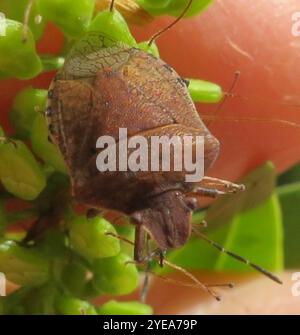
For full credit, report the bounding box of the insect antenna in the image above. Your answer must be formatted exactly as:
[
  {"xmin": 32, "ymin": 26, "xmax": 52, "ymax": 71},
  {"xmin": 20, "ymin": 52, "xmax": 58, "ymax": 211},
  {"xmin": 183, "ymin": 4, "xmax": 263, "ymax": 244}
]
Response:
[
  {"xmin": 206, "ymin": 71, "xmax": 240, "ymax": 127},
  {"xmin": 192, "ymin": 226, "xmax": 282, "ymax": 285},
  {"xmin": 105, "ymin": 231, "xmax": 134, "ymax": 245},
  {"xmin": 148, "ymin": 0, "xmax": 194, "ymax": 47},
  {"xmin": 151, "ymin": 271, "xmax": 234, "ymax": 289},
  {"xmin": 201, "ymin": 114, "xmax": 300, "ymax": 130},
  {"xmin": 202, "ymin": 70, "xmax": 300, "ymax": 130},
  {"xmin": 110, "ymin": 0, "xmax": 115, "ymax": 12}
]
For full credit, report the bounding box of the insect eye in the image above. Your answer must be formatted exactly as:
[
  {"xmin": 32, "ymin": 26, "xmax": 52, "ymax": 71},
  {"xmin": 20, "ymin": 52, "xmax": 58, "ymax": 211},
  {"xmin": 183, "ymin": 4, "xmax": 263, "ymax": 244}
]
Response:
[{"xmin": 48, "ymin": 90, "xmax": 54, "ymax": 98}]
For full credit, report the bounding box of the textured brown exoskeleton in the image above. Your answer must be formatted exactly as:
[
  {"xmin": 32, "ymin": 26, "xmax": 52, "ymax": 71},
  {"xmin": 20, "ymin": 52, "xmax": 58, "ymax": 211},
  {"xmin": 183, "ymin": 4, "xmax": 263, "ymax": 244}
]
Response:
[
  {"xmin": 46, "ymin": 33, "xmax": 233, "ymax": 249},
  {"xmin": 46, "ymin": 15, "xmax": 281, "ymax": 294}
]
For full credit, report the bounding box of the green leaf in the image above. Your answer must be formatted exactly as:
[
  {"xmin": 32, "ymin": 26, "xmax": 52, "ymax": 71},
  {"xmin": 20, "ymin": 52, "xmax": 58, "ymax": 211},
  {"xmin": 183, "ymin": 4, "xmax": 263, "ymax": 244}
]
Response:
[
  {"xmin": 164, "ymin": 162, "xmax": 283, "ymax": 273},
  {"xmin": 205, "ymin": 161, "xmax": 276, "ymax": 231},
  {"xmin": 278, "ymin": 182, "xmax": 300, "ymax": 268},
  {"xmin": 278, "ymin": 162, "xmax": 300, "ymax": 186}
]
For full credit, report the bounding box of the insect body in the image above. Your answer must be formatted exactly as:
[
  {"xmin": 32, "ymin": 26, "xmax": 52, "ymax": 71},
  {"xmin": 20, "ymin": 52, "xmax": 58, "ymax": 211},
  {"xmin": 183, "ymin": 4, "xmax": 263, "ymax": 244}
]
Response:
[{"xmin": 46, "ymin": 31, "xmax": 280, "ymax": 290}]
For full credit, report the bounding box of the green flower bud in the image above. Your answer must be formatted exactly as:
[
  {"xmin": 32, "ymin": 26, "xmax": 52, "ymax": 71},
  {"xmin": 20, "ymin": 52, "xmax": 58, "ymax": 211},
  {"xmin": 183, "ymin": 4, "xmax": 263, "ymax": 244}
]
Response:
[
  {"xmin": 55, "ymin": 296, "xmax": 97, "ymax": 315},
  {"xmin": 88, "ymin": 9, "xmax": 137, "ymax": 47},
  {"xmin": 61, "ymin": 261, "xmax": 89, "ymax": 297},
  {"xmin": 0, "ymin": 19, "xmax": 42, "ymax": 79},
  {"xmin": 69, "ymin": 215, "xmax": 120, "ymax": 260},
  {"xmin": 0, "ymin": 140, "xmax": 46, "ymax": 200},
  {"xmin": 10, "ymin": 87, "xmax": 47, "ymax": 139},
  {"xmin": 97, "ymin": 300, "xmax": 153, "ymax": 315},
  {"xmin": 188, "ymin": 79, "xmax": 224, "ymax": 103},
  {"xmin": 138, "ymin": 41, "xmax": 160, "ymax": 57},
  {"xmin": 0, "ymin": 0, "xmax": 45, "ymax": 40},
  {"xmin": 31, "ymin": 113, "xmax": 68, "ymax": 174},
  {"xmin": 39, "ymin": 0, "xmax": 96, "ymax": 38},
  {"xmin": 0, "ymin": 240, "xmax": 49, "ymax": 286},
  {"xmin": 92, "ymin": 253, "xmax": 139, "ymax": 295},
  {"xmin": 137, "ymin": 0, "xmax": 213, "ymax": 17}
]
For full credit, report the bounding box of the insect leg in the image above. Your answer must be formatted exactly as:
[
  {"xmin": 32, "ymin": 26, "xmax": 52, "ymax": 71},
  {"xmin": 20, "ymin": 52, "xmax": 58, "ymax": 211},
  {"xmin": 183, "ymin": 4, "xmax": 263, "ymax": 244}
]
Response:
[
  {"xmin": 134, "ymin": 225, "xmax": 147, "ymax": 263},
  {"xmin": 200, "ymin": 176, "xmax": 245, "ymax": 194}
]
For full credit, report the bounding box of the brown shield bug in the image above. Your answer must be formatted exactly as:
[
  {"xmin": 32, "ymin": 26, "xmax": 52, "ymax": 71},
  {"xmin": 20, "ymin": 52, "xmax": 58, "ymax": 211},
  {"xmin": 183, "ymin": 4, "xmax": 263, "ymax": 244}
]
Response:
[{"xmin": 45, "ymin": 0, "xmax": 282, "ymax": 299}]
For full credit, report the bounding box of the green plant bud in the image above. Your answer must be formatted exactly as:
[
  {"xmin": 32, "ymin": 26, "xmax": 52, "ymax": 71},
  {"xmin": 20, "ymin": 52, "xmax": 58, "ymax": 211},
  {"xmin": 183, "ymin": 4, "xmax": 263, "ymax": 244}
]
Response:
[
  {"xmin": 55, "ymin": 296, "xmax": 97, "ymax": 315},
  {"xmin": 97, "ymin": 300, "xmax": 153, "ymax": 315},
  {"xmin": 23, "ymin": 283, "xmax": 57, "ymax": 315},
  {"xmin": 10, "ymin": 87, "xmax": 47, "ymax": 139},
  {"xmin": 88, "ymin": 9, "xmax": 137, "ymax": 46},
  {"xmin": 115, "ymin": 223, "xmax": 134, "ymax": 256},
  {"xmin": 0, "ymin": 140, "xmax": 46, "ymax": 200},
  {"xmin": 0, "ymin": 200, "xmax": 7, "ymax": 236},
  {"xmin": 31, "ymin": 113, "xmax": 68, "ymax": 174},
  {"xmin": 0, "ymin": 0, "xmax": 45, "ymax": 40},
  {"xmin": 92, "ymin": 253, "xmax": 139, "ymax": 295},
  {"xmin": 69, "ymin": 215, "xmax": 120, "ymax": 260},
  {"xmin": 61, "ymin": 261, "xmax": 89, "ymax": 297},
  {"xmin": 137, "ymin": 0, "xmax": 213, "ymax": 17},
  {"xmin": 39, "ymin": 0, "xmax": 96, "ymax": 38},
  {"xmin": 0, "ymin": 19, "xmax": 42, "ymax": 79},
  {"xmin": 188, "ymin": 79, "xmax": 224, "ymax": 103},
  {"xmin": 0, "ymin": 240, "xmax": 49, "ymax": 286},
  {"xmin": 138, "ymin": 41, "xmax": 160, "ymax": 57}
]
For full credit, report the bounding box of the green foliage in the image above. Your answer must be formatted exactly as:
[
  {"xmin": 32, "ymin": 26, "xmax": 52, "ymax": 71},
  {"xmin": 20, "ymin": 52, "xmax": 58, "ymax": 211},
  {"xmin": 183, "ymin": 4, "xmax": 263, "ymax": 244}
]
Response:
[{"xmin": 278, "ymin": 182, "xmax": 300, "ymax": 268}]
